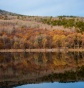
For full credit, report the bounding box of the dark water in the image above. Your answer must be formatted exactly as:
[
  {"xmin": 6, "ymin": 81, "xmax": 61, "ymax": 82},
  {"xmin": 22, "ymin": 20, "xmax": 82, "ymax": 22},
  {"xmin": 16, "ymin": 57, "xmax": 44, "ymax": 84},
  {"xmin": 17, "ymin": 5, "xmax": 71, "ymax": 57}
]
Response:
[{"xmin": 0, "ymin": 52, "xmax": 84, "ymax": 88}]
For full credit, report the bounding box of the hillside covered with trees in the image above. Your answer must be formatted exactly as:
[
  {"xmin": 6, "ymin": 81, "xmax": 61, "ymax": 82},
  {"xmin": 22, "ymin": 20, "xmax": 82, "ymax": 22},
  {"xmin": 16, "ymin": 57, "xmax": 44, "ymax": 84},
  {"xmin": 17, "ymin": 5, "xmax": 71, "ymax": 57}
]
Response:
[{"xmin": 0, "ymin": 10, "xmax": 84, "ymax": 49}]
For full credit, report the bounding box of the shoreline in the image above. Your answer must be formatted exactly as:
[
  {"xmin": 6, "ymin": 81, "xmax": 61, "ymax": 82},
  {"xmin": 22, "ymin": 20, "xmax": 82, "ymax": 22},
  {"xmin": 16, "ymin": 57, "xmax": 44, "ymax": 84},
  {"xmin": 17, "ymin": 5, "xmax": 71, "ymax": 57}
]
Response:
[{"xmin": 0, "ymin": 49, "xmax": 84, "ymax": 52}]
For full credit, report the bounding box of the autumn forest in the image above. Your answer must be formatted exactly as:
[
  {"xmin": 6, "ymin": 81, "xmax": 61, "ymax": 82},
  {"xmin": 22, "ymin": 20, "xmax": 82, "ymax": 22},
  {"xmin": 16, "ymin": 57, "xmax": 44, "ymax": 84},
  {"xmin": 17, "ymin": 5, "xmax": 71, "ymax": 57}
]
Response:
[{"xmin": 0, "ymin": 10, "xmax": 84, "ymax": 49}]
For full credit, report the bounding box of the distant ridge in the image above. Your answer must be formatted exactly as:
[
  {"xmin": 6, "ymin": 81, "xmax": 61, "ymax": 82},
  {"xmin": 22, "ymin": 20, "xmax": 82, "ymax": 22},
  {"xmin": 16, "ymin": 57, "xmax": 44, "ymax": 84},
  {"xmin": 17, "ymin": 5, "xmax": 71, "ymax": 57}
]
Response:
[{"xmin": 0, "ymin": 9, "xmax": 20, "ymax": 16}]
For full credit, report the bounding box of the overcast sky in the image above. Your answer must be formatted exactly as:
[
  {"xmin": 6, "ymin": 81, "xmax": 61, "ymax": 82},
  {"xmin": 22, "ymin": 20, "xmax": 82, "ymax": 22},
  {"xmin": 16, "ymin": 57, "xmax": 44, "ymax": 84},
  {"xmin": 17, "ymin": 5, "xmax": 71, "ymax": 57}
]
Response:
[{"xmin": 0, "ymin": 0, "xmax": 84, "ymax": 16}]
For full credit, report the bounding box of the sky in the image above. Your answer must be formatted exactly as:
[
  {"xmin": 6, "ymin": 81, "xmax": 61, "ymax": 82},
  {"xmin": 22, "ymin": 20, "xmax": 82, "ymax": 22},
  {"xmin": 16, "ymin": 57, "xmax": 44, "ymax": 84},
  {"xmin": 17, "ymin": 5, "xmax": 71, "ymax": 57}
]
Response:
[{"xmin": 0, "ymin": 0, "xmax": 84, "ymax": 16}]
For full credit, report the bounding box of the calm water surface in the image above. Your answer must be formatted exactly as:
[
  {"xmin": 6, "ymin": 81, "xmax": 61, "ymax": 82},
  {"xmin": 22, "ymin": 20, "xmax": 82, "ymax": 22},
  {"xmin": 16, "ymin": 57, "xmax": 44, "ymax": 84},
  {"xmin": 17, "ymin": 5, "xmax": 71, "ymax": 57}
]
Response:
[
  {"xmin": 15, "ymin": 82, "xmax": 84, "ymax": 88},
  {"xmin": 0, "ymin": 52, "xmax": 84, "ymax": 88}
]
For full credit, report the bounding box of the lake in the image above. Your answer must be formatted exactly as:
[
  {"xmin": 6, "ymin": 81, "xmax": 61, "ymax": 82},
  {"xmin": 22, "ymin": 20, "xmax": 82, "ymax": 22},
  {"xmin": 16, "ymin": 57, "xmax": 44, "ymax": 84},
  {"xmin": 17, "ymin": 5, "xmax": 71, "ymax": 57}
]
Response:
[{"xmin": 0, "ymin": 52, "xmax": 84, "ymax": 88}]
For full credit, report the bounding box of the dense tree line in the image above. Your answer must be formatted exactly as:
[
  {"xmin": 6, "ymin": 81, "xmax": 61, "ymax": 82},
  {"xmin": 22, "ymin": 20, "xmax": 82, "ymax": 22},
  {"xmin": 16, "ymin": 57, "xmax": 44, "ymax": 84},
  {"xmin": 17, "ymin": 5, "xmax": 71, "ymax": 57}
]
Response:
[{"xmin": 0, "ymin": 28, "xmax": 84, "ymax": 49}]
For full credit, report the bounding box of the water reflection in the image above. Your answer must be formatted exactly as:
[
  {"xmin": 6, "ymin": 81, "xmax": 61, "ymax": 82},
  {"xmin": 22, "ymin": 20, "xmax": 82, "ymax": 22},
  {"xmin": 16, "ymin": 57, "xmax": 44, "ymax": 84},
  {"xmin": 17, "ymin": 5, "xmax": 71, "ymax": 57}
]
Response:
[
  {"xmin": 0, "ymin": 52, "xmax": 84, "ymax": 87},
  {"xmin": 15, "ymin": 82, "xmax": 84, "ymax": 88}
]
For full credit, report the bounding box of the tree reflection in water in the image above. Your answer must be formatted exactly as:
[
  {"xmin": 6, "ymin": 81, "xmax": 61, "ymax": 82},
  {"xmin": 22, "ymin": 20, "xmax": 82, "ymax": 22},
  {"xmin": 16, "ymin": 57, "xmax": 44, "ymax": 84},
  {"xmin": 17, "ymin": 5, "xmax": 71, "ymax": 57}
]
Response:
[{"xmin": 0, "ymin": 52, "xmax": 84, "ymax": 87}]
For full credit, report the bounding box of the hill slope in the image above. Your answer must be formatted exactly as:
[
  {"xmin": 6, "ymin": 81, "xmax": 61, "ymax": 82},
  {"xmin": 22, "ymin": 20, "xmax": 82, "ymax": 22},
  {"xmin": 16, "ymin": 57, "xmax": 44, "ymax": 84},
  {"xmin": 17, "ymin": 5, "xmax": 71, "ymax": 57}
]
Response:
[
  {"xmin": 0, "ymin": 9, "xmax": 19, "ymax": 16},
  {"xmin": 1, "ymin": 9, "xmax": 84, "ymax": 32},
  {"xmin": 0, "ymin": 9, "xmax": 84, "ymax": 49}
]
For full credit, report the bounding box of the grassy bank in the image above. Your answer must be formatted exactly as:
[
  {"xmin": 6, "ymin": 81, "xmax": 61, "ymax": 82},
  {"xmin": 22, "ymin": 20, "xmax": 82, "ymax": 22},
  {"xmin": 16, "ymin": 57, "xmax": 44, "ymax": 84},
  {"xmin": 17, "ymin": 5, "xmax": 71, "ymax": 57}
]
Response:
[{"xmin": 0, "ymin": 49, "xmax": 84, "ymax": 52}]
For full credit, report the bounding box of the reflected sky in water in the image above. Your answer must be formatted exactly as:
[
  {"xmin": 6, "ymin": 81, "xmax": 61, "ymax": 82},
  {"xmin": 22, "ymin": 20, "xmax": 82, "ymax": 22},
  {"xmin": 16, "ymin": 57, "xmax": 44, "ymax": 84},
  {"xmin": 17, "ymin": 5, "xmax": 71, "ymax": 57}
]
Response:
[{"xmin": 15, "ymin": 82, "xmax": 84, "ymax": 88}]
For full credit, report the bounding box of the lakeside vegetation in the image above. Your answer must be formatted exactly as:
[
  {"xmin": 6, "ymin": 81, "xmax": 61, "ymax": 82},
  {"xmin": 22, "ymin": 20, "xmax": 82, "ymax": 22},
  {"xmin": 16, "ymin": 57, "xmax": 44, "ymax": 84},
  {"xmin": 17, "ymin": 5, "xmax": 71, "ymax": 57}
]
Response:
[
  {"xmin": 1, "ymin": 10, "xmax": 84, "ymax": 88},
  {"xmin": 0, "ymin": 10, "xmax": 84, "ymax": 50},
  {"xmin": 0, "ymin": 28, "xmax": 84, "ymax": 49}
]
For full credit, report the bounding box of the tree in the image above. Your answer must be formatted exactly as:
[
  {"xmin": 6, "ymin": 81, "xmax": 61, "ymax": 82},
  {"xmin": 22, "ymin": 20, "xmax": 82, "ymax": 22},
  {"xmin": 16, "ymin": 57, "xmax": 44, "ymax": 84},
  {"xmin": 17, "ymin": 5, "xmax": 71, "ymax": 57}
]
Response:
[
  {"xmin": 2, "ymin": 35, "xmax": 7, "ymax": 49},
  {"xmin": 42, "ymin": 38, "xmax": 47, "ymax": 48},
  {"xmin": 53, "ymin": 35, "xmax": 62, "ymax": 48}
]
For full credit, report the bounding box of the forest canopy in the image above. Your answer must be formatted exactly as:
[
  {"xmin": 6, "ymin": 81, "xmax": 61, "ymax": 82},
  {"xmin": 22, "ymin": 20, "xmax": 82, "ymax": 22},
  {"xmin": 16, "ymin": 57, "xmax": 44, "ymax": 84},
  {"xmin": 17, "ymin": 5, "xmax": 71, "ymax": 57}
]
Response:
[{"xmin": 0, "ymin": 10, "xmax": 84, "ymax": 49}]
